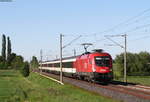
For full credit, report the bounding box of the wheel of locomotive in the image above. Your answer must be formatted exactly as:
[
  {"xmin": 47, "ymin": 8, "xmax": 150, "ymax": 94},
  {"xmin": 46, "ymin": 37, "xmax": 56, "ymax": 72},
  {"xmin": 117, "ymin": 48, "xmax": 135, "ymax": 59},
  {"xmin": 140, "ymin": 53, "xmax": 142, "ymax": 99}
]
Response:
[
  {"xmin": 86, "ymin": 74, "xmax": 95, "ymax": 83},
  {"xmin": 87, "ymin": 77, "xmax": 92, "ymax": 82},
  {"xmin": 79, "ymin": 76, "xmax": 84, "ymax": 80}
]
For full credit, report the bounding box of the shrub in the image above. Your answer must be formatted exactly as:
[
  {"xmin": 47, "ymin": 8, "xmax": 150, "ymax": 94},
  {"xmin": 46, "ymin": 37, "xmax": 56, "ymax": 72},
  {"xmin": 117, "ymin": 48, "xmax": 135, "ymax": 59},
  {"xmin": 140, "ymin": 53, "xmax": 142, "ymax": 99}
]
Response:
[
  {"xmin": 20, "ymin": 62, "xmax": 30, "ymax": 77},
  {"xmin": 114, "ymin": 51, "xmax": 150, "ymax": 76}
]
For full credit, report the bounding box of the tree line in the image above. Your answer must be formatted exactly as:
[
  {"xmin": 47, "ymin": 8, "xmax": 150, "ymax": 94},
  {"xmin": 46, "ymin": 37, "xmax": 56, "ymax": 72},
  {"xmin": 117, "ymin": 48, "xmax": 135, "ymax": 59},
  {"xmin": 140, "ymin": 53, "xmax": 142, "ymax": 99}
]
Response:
[
  {"xmin": 1, "ymin": 34, "xmax": 149, "ymax": 78},
  {"xmin": 0, "ymin": 34, "xmax": 39, "ymax": 77},
  {"xmin": 114, "ymin": 51, "xmax": 150, "ymax": 78}
]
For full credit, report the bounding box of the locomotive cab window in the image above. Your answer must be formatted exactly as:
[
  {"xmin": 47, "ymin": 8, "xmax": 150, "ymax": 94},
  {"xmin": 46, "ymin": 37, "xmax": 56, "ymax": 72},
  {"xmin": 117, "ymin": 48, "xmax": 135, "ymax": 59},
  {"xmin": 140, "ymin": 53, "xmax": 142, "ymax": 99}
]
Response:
[{"xmin": 95, "ymin": 56, "xmax": 110, "ymax": 67}]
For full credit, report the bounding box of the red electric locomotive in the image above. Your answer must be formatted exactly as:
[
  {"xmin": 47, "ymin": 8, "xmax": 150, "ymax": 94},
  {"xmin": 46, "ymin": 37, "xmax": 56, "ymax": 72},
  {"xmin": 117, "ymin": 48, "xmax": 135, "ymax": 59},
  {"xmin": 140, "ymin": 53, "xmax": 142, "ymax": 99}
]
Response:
[
  {"xmin": 40, "ymin": 49, "xmax": 113, "ymax": 82},
  {"xmin": 74, "ymin": 49, "xmax": 113, "ymax": 82}
]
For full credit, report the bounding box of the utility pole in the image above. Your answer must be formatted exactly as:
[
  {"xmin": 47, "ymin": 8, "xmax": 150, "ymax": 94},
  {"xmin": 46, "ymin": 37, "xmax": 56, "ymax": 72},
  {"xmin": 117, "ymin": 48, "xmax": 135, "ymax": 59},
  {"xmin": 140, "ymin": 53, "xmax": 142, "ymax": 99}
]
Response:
[
  {"xmin": 60, "ymin": 34, "xmax": 63, "ymax": 84},
  {"xmin": 56, "ymin": 55, "xmax": 58, "ymax": 59},
  {"xmin": 124, "ymin": 34, "xmax": 127, "ymax": 83},
  {"xmin": 40, "ymin": 49, "xmax": 43, "ymax": 74},
  {"xmin": 73, "ymin": 49, "xmax": 76, "ymax": 56},
  {"xmin": 59, "ymin": 34, "xmax": 81, "ymax": 84},
  {"xmin": 105, "ymin": 34, "xmax": 127, "ymax": 83}
]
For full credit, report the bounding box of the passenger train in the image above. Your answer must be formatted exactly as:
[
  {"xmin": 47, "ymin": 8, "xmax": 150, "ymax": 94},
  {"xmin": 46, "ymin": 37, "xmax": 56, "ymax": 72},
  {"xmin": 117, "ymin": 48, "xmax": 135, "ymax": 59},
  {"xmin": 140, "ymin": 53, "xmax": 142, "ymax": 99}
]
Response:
[{"xmin": 39, "ymin": 49, "xmax": 113, "ymax": 82}]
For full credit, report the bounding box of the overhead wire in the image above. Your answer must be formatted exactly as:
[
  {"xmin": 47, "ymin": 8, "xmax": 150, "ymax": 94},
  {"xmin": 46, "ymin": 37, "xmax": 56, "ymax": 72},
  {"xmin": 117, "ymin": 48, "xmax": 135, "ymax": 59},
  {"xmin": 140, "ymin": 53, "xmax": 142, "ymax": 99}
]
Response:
[
  {"xmin": 104, "ymin": 8, "xmax": 150, "ymax": 33},
  {"xmin": 57, "ymin": 8, "xmax": 150, "ymax": 56},
  {"xmin": 83, "ymin": 8, "xmax": 150, "ymax": 37},
  {"xmin": 129, "ymin": 35, "xmax": 150, "ymax": 42},
  {"xmin": 83, "ymin": 8, "xmax": 150, "ymax": 46},
  {"xmin": 62, "ymin": 35, "xmax": 82, "ymax": 49}
]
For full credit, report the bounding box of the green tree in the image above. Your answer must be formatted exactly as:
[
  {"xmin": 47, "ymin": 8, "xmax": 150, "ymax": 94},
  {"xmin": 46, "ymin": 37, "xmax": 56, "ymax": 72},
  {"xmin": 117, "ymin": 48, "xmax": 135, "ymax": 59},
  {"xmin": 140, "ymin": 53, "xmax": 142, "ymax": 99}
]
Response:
[
  {"xmin": 21, "ymin": 62, "xmax": 30, "ymax": 77},
  {"xmin": 0, "ymin": 56, "xmax": 3, "ymax": 62},
  {"xmin": 9, "ymin": 53, "xmax": 16, "ymax": 62},
  {"xmin": 0, "ymin": 56, "xmax": 5, "ymax": 69},
  {"xmin": 138, "ymin": 52, "xmax": 150, "ymax": 74},
  {"xmin": 114, "ymin": 51, "xmax": 150, "ymax": 76},
  {"xmin": 114, "ymin": 53, "xmax": 124, "ymax": 78},
  {"xmin": 7, "ymin": 53, "xmax": 16, "ymax": 69},
  {"xmin": 30, "ymin": 56, "xmax": 39, "ymax": 70},
  {"xmin": 7, "ymin": 37, "xmax": 12, "ymax": 65},
  {"xmin": 11, "ymin": 55, "xmax": 24, "ymax": 70},
  {"xmin": 2, "ymin": 34, "xmax": 6, "ymax": 61}
]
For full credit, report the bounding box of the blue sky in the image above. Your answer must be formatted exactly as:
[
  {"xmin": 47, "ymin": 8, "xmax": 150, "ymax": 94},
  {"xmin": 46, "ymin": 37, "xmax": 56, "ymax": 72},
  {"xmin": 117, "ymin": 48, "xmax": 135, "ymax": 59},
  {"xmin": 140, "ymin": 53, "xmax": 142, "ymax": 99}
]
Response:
[{"xmin": 0, "ymin": 0, "xmax": 150, "ymax": 61}]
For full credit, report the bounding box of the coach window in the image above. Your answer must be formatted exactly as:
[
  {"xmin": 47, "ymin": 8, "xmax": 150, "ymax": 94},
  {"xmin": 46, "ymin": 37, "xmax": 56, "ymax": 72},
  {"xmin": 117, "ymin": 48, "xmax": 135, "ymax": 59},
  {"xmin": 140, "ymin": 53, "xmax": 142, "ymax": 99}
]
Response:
[
  {"xmin": 54, "ymin": 63, "xmax": 59, "ymax": 67},
  {"xmin": 43, "ymin": 64, "xmax": 44, "ymax": 67},
  {"xmin": 48, "ymin": 64, "xmax": 52, "ymax": 67},
  {"xmin": 63, "ymin": 62, "xmax": 73, "ymax": 68},
  {"xmin": 54, "ymin": 63, "xmax": 56, "ymax": 67}
]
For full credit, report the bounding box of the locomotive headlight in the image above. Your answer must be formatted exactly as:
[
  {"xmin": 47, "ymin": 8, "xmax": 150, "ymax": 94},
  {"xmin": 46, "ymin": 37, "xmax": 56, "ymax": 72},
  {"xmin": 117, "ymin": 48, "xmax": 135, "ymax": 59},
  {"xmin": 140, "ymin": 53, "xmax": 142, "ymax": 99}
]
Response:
[
  {"xmin": 92, "ymin": 67, "xmax": 96, "ymax": 72},
  {"xmin": 110, "ymin": 69, "xmax": 113, "ymax": 71},
  {"xmin": 101, "ymin": 69, "xmax": 106, "ymax": 71}
]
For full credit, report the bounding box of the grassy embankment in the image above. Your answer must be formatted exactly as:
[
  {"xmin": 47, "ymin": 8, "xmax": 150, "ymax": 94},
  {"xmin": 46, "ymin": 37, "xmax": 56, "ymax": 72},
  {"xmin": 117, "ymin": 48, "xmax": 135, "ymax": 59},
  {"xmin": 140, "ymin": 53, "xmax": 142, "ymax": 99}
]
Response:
[
  {"xmin": 0, "ymin": 70, "xmax": 119, "ymax": 102},
  {"xmin": 115, "ymin": 76, "xmax": 150, "ymax": 86},
  {"xmin": 113, "ymin": 64, "xmax": 150, "ymax": 86}
]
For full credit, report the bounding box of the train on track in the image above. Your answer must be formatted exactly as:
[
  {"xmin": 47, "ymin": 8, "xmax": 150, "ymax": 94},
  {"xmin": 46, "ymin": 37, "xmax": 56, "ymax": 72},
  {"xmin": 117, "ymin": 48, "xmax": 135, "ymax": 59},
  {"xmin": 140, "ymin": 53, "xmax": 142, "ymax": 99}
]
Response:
[{"xmin": 39, "ymin": 49, "xmax": 113, "ymax": 82}]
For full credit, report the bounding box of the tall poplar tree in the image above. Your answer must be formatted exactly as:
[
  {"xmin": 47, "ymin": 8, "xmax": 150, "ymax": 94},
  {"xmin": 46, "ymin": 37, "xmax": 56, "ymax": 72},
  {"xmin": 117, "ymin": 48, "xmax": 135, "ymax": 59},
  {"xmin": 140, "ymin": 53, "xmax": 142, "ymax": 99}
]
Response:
[
  {"xmin": 2, "ymin": 34, "xmax": 6, "ymax": 61},
  {"xmin": 7, "ymin": 37, "xmax": 12, "ymax": 65},
  {"xmin": 30, "ymin": 56, "xmax": 39, "ymax": 69}
]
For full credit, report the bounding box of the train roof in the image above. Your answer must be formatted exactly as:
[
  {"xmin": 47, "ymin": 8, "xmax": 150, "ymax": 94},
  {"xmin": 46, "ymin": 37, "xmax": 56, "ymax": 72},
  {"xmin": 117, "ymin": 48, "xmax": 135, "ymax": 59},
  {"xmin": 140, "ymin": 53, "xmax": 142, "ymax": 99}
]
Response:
[
  {"xmin": 41, "ymin": 55, "xmax": 78, "ymax": 64},
  {"xmin": 41, "ymin": 49, "xmax": 110, "ymax": 64}
]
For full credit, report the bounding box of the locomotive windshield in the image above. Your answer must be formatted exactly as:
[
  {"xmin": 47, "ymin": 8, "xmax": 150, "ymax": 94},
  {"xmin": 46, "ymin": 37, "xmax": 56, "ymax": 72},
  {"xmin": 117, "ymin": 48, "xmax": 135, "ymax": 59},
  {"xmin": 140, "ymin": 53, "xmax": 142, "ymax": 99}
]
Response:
[{"xmin": 95, "ymin": 56, "xmax": 110, "ymax": 67}]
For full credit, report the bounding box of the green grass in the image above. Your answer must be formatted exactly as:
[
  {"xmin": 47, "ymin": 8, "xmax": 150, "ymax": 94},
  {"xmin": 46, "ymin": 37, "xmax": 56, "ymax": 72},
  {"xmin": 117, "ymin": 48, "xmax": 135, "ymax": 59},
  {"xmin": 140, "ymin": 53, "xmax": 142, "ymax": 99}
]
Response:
[
  {"xmin": 115, "ymin": 76, "xmax": 150, "ymax": 86},
  {"xmin": 0, "ymin": 70, "xmax": 119, "ymax": 102},
  {"xmin": 127, "ymin": 76, "xmax": 150, "ymax": 86}
]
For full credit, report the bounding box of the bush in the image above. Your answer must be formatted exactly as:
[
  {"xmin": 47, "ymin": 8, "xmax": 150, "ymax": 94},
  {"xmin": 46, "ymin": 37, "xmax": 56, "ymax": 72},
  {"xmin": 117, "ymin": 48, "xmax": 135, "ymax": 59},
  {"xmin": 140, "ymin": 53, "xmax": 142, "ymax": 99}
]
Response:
[
  {"xmin": 20, "ymin": 62, "xmax": 30, "ymax": 77},
  {"xmin": 0, "ymin": 62, "xmax": 8, "ymax": 69},
  {"xmin": 11, "ymin": 56, "xmax": 24, "ymax": 70},
  {"xmin": 114, "ymin": 51, "xmax": 150, "ymax": 77},
  {"xmin": 30, "ymin": 56, "xmax": 39, "ymax": 70}
]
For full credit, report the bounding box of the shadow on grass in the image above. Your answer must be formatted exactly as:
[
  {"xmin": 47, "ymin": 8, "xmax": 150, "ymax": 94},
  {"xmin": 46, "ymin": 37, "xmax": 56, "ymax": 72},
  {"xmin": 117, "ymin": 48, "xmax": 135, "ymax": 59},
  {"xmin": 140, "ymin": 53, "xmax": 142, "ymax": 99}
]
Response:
[
  {"xmin": 94, "ymin": 80, "xmax": 137, "ymax": 86},
  {"xmin": 110, "ymin": 80, "xmax": 137, "ymax": 86},
  {"xmin": 0, "ymin": 74, "xmax": 18, "ymax": 77}
]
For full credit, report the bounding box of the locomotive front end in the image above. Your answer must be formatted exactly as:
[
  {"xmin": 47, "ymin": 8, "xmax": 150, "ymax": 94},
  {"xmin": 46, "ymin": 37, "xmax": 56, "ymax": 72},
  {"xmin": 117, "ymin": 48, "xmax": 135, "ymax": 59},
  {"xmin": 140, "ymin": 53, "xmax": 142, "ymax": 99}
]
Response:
[{"xmin": 92, "ymin": 53, "xmax": 113, "ymax": 81}]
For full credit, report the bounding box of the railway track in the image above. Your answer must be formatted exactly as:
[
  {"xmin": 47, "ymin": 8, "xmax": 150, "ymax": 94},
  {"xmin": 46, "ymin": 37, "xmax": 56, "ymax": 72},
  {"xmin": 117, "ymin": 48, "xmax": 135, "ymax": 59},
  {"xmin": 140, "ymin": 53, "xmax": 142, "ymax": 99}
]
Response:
[{"xmin": 34, "ymin": 70, "xmax": 150, "ymax": 102}]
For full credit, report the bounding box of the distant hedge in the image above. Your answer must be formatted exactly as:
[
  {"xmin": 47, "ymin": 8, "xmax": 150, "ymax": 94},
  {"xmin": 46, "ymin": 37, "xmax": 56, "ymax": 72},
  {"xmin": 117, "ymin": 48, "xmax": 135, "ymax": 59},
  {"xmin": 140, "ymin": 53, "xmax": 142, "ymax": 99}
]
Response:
[{"xmin": 114, "ymin": 51, "xmax": 150, "ymax": 78}]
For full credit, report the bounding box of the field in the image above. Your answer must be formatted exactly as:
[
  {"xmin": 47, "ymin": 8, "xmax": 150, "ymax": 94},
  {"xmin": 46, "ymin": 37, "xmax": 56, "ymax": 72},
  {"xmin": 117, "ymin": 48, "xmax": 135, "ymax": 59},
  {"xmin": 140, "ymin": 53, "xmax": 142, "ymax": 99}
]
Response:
[
  {"xmin": 0, "ymin": 70, "xmax": 119, "ymax": 102},
  {"xmin": 115, "ymin": 76, "xmax": 150, "ymax": 86}
]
